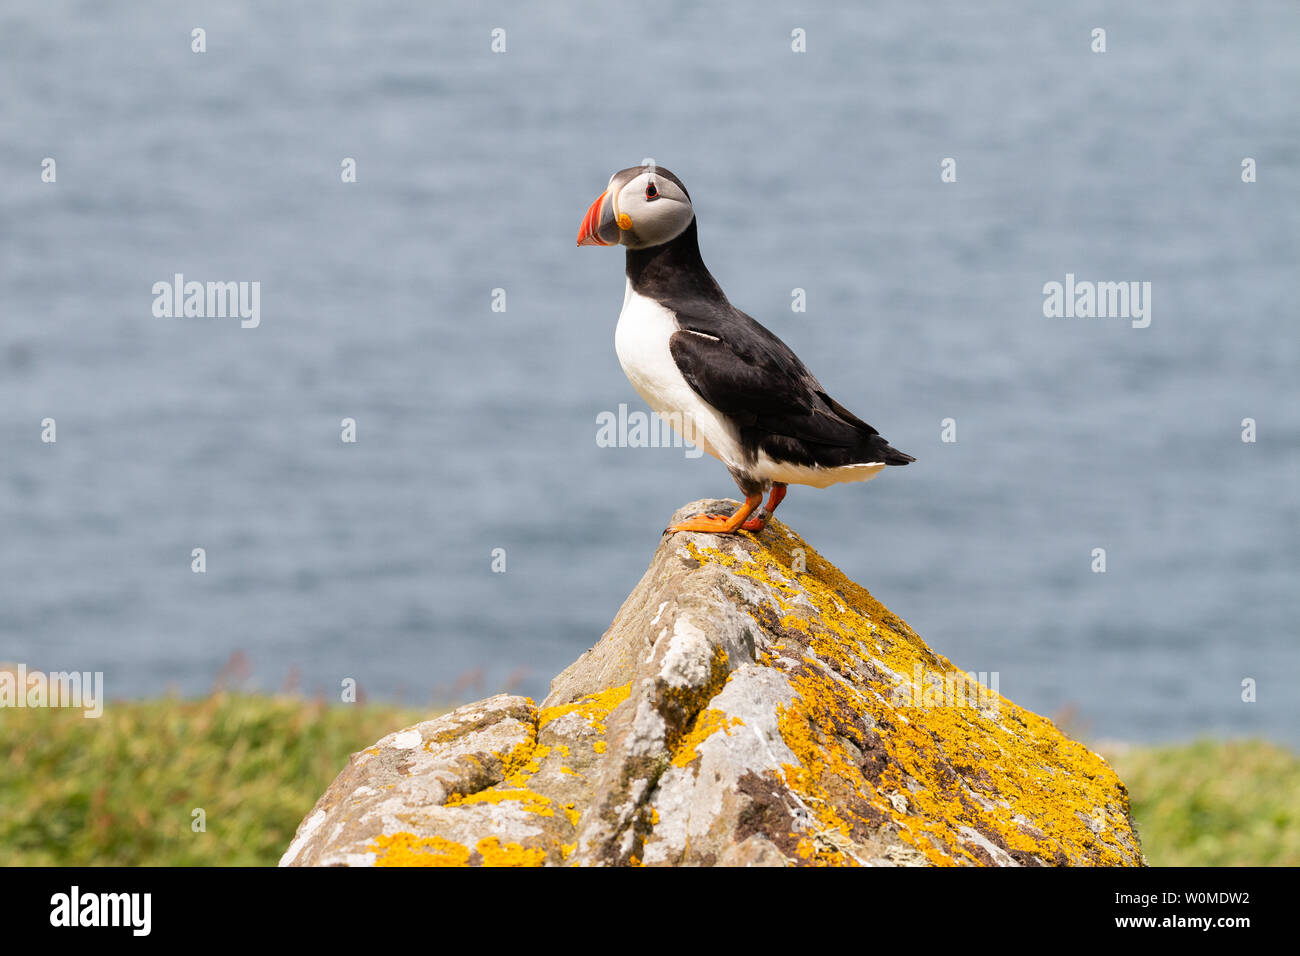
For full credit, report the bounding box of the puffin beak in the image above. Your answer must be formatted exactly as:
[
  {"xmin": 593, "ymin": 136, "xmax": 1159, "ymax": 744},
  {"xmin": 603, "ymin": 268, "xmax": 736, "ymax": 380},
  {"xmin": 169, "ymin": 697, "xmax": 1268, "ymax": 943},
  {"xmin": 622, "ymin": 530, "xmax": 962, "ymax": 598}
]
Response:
[{"xmin": 577, "ymin": 190, "xmax": 619, "ymax": 247}]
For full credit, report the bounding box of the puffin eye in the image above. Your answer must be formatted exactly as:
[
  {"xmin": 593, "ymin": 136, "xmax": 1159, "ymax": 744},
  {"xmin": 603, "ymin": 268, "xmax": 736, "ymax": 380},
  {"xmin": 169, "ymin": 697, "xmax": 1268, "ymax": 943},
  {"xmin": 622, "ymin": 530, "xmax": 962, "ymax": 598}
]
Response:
[{"xmin": 645, "ymin": 181, "xmax": 659, "ymax": 200}]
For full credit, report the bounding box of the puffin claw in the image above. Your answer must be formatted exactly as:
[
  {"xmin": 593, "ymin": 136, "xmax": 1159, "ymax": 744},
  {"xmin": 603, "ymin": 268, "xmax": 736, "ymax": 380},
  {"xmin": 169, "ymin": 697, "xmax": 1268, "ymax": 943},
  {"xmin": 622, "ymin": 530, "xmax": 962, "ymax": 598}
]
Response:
[{"xmin": 665, "ymin": 495, "xmax": 764, "ymax": 535}]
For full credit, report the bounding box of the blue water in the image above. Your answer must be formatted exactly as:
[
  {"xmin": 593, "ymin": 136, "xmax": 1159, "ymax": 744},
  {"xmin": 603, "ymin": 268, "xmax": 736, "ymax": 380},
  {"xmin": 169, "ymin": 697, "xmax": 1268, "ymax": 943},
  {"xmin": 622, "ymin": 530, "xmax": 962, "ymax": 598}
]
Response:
[{"xmin": 2, "ymin": 1, "xmax": 1297, "ymax": 744}]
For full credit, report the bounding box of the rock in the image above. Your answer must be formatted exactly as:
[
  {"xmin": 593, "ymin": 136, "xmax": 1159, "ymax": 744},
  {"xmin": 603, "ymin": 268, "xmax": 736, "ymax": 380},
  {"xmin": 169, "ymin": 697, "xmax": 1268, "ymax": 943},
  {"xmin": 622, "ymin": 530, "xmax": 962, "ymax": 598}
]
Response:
[{"xmin": 281, "ymin": 499, "xmax": 1146, "ymax": 867}]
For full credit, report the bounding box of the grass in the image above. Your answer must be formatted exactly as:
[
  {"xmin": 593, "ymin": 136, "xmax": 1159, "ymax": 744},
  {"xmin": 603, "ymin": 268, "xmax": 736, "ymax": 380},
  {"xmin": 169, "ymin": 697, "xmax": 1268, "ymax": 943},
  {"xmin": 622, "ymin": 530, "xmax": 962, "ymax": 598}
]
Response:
[
  {"xmin": 1, "ymin": 692, "xmax": 1295, "ymax": 866},
  {"xmin": 0, "ymin": 692, "xmax": 423, "ymax": 866},
  {"xmin": 1098, "ymin": 738, "xmax": 1300, "ymax": 867}
]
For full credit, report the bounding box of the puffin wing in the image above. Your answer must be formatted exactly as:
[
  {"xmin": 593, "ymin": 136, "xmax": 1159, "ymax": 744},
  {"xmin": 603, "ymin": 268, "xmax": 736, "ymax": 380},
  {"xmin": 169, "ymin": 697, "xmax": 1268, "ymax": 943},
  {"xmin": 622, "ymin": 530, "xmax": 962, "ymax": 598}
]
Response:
[{"xmin": 668, "ymin": 312, "xmax": 872, "ymax": 449}]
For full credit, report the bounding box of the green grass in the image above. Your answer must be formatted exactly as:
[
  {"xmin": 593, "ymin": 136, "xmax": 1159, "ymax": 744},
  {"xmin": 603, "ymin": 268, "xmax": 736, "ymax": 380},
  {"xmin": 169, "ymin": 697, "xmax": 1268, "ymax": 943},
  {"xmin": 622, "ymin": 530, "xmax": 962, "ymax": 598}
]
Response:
[
  {"xmin": 0, "ymin": 692, "xmax": 423, "ymax": 866},
  {"xmin": 1, "ymin": 693, "xmax": 1296, "ymax": 866},
  {"xmin": 1099, "ymin": 738, "xmax": 1300, "ymax": 867}
]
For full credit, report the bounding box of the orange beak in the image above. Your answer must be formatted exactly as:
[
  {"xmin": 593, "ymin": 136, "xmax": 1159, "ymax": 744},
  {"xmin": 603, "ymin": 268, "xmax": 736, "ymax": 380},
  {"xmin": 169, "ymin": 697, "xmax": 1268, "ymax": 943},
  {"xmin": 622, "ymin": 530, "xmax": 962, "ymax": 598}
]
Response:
[{"xmin": 577, "ymin": 190, "xmax": 615, "ymax": 246}]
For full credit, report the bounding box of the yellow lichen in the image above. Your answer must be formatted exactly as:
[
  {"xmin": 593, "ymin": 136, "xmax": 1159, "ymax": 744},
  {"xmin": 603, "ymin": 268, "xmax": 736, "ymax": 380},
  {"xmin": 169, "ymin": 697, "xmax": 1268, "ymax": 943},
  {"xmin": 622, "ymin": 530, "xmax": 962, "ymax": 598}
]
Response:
[
  {"xmin": 475, "ymin": 837, "xmax": 546, "ymax": 867},
  {"xmin": 563, "ymin": 802, "xmax": 581, "ymax": 826},
  {"xmin": 500, "ymin": 737, "xmax": 551, "ymax": 788},
  {"xmin": 593, "ymin": 741, "xmax": 607, "ymax": 754},
  {"xmin": 685, "ymin": 527, "xmax": 1140, "ymax": 867},
  {"xmin": 671, "ymin": 708, "xmax": 746, "ymax": 768},
  {"xmin": 369, "ymin": 832, "xmax": 470, "ymax": 867},
  {"xmin": 537, "ymin": 683, "xmax": 631, "ymax": 733},
  {"xmin": 444, "ymin": 788, "xmax": 554, "ymax": 817}
]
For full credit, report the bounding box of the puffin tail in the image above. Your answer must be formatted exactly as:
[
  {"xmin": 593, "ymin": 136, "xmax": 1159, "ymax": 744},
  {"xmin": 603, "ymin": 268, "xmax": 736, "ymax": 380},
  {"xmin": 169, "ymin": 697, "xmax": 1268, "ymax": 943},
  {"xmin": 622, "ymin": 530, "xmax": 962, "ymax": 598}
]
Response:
[
  {"xmin": 867, "ymin": 433, "xmax": 915, "ymax": 466},
  {"xmin": 824, "ymin": 395, "xmax": 915, "ymax": 466}
]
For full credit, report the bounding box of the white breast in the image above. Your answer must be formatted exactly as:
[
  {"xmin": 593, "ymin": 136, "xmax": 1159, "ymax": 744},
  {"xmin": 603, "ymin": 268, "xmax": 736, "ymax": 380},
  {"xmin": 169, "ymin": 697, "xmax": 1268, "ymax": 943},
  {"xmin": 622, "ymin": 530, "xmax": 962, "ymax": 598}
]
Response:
[{"xmin": 614, "ymin": 282, "xmax": 743, "ymax": 469}]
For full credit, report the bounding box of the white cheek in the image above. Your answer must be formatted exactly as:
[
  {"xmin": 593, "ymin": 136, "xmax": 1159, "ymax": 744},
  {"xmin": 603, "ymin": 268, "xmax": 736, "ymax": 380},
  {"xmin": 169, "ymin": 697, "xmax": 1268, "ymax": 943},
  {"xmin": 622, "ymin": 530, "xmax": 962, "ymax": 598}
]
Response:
[
  {"xmin": 638, "ymin": 200, "xmax": 674, "ymax": 230},
  {"xmin": 626, "ymin": 199, "xmax": 689, "ymax": 244}
]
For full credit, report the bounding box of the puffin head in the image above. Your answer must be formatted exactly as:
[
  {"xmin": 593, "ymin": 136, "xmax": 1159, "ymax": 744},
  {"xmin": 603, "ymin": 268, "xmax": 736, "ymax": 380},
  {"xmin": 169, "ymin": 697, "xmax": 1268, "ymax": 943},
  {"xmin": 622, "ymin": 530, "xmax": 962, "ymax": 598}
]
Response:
[{"xmin": 576, "ymin": 164, "xmax": 694, "ymax": 250}]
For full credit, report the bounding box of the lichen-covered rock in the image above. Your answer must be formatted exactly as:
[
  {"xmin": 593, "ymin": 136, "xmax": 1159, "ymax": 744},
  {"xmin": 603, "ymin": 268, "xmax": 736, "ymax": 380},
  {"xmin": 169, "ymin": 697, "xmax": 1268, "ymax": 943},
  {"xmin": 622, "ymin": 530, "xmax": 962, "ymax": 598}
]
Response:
[{"xmin": 281, "ymin": 500, "xmax": 1145, "ymax": 867}]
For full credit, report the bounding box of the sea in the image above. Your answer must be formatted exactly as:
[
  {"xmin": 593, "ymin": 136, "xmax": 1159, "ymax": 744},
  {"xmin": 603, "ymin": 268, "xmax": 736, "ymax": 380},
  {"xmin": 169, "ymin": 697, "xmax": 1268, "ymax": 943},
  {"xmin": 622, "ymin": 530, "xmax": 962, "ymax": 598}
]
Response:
[{"xmin": 2, "ymin": 1, "xmax": 1297, "ymax": 744}]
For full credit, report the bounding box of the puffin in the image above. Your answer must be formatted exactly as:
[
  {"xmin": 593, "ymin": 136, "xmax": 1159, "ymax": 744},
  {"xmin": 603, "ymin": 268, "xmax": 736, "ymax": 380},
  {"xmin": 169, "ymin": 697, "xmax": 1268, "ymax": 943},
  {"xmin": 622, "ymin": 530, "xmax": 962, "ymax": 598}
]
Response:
[{"xmin": 577, "ymin": 164, "xmax": 914, "ymax": 534}]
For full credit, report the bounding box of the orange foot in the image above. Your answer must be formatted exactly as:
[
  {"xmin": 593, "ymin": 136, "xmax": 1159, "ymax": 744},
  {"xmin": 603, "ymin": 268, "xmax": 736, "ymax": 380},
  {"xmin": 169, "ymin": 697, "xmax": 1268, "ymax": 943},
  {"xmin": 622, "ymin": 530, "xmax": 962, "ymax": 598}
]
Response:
[
  {"xmin": 666, "ymin": 493, "xmax": 762, "ymax": 534},
  {"xmin": 741, "ymin": 484, "xmax": 788, "ymax": 532}
]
